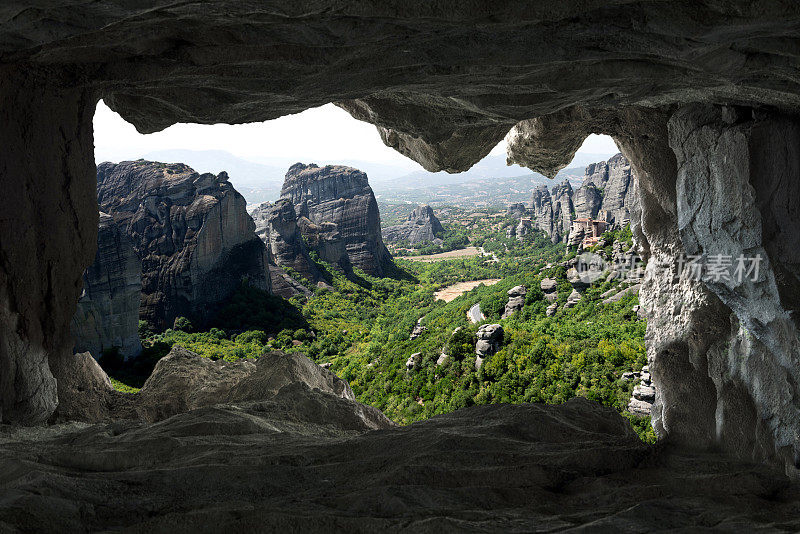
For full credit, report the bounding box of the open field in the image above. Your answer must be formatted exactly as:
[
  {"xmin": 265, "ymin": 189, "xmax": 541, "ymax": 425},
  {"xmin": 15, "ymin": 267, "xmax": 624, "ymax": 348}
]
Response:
[
  {"xmin": 434, "ymin": 279, "xmax": 501, "ymax": 302},
  {"xmin": 396, "ymin": 246, "xmax": 482, "ymax": 262}
]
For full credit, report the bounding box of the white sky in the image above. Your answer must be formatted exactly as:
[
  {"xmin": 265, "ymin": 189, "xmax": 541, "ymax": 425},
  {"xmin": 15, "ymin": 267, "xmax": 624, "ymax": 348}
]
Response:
[{"xmin": 93, "ymin": 101, "xmax": 618, "ymax": 167}]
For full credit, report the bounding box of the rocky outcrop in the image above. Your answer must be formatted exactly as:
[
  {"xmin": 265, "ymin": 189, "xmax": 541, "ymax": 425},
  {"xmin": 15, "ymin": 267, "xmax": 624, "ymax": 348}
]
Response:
[
  {"xmin": 531, "ymin": 185, "xmax": 555, "ymax": 239},
  {"xmin": 506, "ymin": 218, "xmax": 532, "ymax": 241},
  {"xmin": 281, "ymin": 163, "xmax": 391, "ymax": 276},
  {"xmin": 628, "ymin": 365, "xmax": 655, "ymax": 416},
  {"xmin": 507, "ymin": 203, "xmax": 527, "ymax": 218},
  {"xmin": 409, "ymin": 320, "xmax": 426, "ymax": 340},
  {"xmin": 96, "ymin": 161, "xmax": 269, "ymax": 330},
  {"xmin": 71, "ymin": 213, "xmax": 142, "ymax": 360},
  {"xmin": 382, "ymin": 205, "xmax": 443, "ymax": 245},
  {"xmin": 467, "ymin": 302, "xmax": 484, "ymax": 324},
  {"xmin": 573, "ymin": 182, "xmax": 603, "ymax": 220},
  {"xmin": 475, "ymin": 323, "xmax": 503, "ymax": 369},
  {"xmin": 602, "ymin": 283, "xmax": 641, "ymax": 304},
  {"xmin": 251, "ymin": 199, "xmax": 321, "ymax": 298},
  {"xmin": 10, "ymin": 393, "xmax": 800, "ymax": 531},
  {"xmin": 564, "ymin": 289, "xmax": 582, "ymax": 308},
  {"xmin": 524, "ymin": 154, "xmax": 636, "ymax": 244},
  {"xmin": 587, "ymin": 153, "xmax": 636, "ymax": 227},
  {"xmin": 405, "ymin": 352, "xmax": 422, "ymax": 371},
  {"xmin": 540, "ymin": 278, "xmax": 558, "ymax": 302},
  {"xmin": 502, "ymin": 285, "xmax": 527, "ymax": 318},
  {"xmin": 52, "ymin": 345, "xmax": 391, "ymax": 428},
  {"xmin": 551, "ymin": 181, "xmax": 575, "ymax": 243},
  {"xmin": 127, "ymin": 347, "xmax": 389, "ymax": 426}
]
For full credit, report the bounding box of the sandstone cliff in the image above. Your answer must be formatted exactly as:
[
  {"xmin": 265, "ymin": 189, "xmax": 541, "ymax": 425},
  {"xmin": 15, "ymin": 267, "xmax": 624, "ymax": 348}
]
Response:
[
  {"xmin": 251, "ymin": 199, "xmax": 322, "ymax": 298},
  {"xmin": 71, "ymin": 213, "xmax": 142, "ymax": 360},
  {"xmin": 96, "ymin": 160, "xmax": 270, "ymax": 330},
  {"xmin": 551, "ymin": 181, "xmax": 575, "ymax": 243},
  {"xmin": 585, "ymin": 153, "xmax": 635, "ymax": 227},
  {"xmin": 382, "ymin": 205, "xmax": 444, "ymax": 245},
  {"xmin": 281, "ymin": 163, "xmax": 391, "ymax": 276},
  {"xmin": 523, "ymin": 154, "xmax": 637, "ymax": 243}
]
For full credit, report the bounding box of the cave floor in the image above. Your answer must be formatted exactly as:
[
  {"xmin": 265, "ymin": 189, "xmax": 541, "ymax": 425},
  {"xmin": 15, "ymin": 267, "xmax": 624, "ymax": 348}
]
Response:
[{"xmin": 1, "ymin": 397, "xmax": 798, "ymax": 533}]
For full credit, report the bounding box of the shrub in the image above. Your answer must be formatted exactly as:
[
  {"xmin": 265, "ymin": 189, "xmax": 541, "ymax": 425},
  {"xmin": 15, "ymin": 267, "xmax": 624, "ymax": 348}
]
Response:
[{"xmin": 173, "ymin": 316, "xmax": 193, "ymax": 332}]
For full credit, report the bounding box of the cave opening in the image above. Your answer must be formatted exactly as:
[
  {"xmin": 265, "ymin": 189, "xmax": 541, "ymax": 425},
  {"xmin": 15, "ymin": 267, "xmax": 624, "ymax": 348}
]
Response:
[{"xmin": 4, "ymin": 4, "xmax": 800, "ymax": 528}]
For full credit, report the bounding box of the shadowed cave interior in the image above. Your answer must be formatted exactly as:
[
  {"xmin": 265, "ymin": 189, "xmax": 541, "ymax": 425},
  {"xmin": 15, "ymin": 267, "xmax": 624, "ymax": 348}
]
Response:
[{"xmin": 3, "ymin": 2, "xmax": 800, "ymax": 531}]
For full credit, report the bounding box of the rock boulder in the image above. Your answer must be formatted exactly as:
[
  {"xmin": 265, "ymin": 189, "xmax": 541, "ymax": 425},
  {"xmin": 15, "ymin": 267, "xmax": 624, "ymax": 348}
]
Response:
[{"xmin": 502, "ymin": 285, "xmax": 527, "ymax": 318}]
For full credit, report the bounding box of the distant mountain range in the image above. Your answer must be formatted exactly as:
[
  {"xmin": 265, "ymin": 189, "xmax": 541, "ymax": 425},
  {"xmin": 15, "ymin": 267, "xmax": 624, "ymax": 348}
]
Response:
[{"xmin": 124, "ymin": 148, "xmax": 617, "ymax": 207}]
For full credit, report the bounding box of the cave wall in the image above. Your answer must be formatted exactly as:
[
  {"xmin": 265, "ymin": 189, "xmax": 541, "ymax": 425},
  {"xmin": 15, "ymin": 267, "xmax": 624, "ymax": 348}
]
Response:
[
  {"xmin": 1, "ymin": 3, "xmax": 800, "ymax": 475},
  {"xmin": 669, "ymin": 105, "xmax": 800, "ymax": 471},
  {"xmin": 0, "ymin": 70, "xmax": 97, "ymax": 424},
  {"xmin": 506, "ymin": 104, "xmax": 800, "ymax": 476}
]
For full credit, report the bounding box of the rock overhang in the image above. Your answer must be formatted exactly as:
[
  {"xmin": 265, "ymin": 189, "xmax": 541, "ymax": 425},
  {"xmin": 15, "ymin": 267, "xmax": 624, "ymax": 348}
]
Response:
[
  {"xmin": 5, "ymin": 2, "xmax": 800, "ymax": 173},
  {"xmin": 4, "ymin": 0, "xmax": 800, "ymax": 478}
]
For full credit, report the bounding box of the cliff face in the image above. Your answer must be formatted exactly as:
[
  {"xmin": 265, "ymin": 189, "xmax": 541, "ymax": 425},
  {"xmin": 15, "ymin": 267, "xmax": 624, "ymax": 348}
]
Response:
[
  {"xmin": 585, "ymin": 153, "xmax": 635, "ymax": 227},
  {"xmin": 382, "ymin": 205, "xmax": 444, "ymax": 245},
  {"xmin": 251, "ymin": 199, "xmax": 321, "ymax": 298},
  {"xmin": 531, "ymin": 186, "xmax": 555, "ymax": 239},
  {"xmin": 71, "ymin": 213, "xmax": 142, "ymax": 360},
  {"xmin": 96, "ymin": 161, "xmax": 270, "ymax": 330},
  {"xmin": 551, "ymin": 181, "xmax": 575, "ymax": 243},
  {"xmin": 573, "ymin": 182, "xmax": 602, "ymax": 220},
  {"xmin": 281, "ymin": 163, "xmax": 391, "ymax": 276},
  {"xmin": 525, "ymin": 153, "xmax": 636, "ymax": 243}
]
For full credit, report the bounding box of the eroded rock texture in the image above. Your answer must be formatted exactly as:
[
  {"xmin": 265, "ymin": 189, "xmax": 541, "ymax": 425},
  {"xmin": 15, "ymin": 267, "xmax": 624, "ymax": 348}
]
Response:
[
  {"xmin": 524, "ymin": 153, "xmax": 636, "ymax": 243},
  {"xmin": 2, "ymin": 0, "xmax": 800, "ymax": 487},
  {"xmin": 382, "ymin": 205, "xmax": 444, "ymax": 245},
  {"xmin": 4, "ymin": 395, "xmax": 800, "ymax": 531},
  {"xmin": 71, "ymin": 212, "xmax": 142, "ymax": 360},
  {"xmin": 589, "ymin": 153, "xmax": 636, "ymax": 227},
  {"xmin": 281, "ymin": 163, "xmax": 391, "ymax": 276},
  {"xmin": 96, "ymin": 161, "xmax": 270, "ymax": 330},
  {"xmin": 511, "ymin": 103, "xmax": 800, "ymax": 476},
  {"xmin": 251, "ymin": 199, "xmax": 321, "ymax": 298},
  {"xmin": 0, "ymin": 73, "xmax": 97, "ymax": 425}
]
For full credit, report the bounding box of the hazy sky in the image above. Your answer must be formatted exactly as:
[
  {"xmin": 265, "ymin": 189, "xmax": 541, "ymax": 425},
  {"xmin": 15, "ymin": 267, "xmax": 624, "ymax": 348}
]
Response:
[{"xmin": 93, "ymin": 101, "xmax": 618, "ymax": 167}]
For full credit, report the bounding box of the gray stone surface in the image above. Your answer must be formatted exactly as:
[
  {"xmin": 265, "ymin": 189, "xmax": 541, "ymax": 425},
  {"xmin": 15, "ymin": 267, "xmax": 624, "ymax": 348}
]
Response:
[
  {"xmin": 6, "ymin": 0, "xmax": 800, "ymax": 490},
  {"xmin": 506, "ymin": 203, "xmax": 527, "ymax": 218},
  {"xmin": 475, "ymin": 324, "xmax": 503, "ymax": 360},
  {"xmin": 502, "ymin": 285, "xmax": 527, "ymax": 318},
  {"xmin": 96, "ymin": 161, "xmax": 270, "ymax": 330},
  {"xmin": 526, "ymin": 153, "xmax": 636, "ymax": 244},
  {"xmin": 4, "ymin": 395, "xmax": 800, "ymax": 531},
  {"xmin": 251, "ymin": 199, "xmax": 321, "ymax": 298},
  {"xmin": 574, "ymin": 182, "xmax": 603, "ymax": 220},
  {"xmin": 467, "ymin": 303, "xmax": 484, "ymax": 324},
  {"xmin": 405, "ymin": 352, "xmax": 422, "ymax": 371},
  {"xmin": 531, "ymin": 185, "xmax": 556, "ymax": 239},
  {"xmin": 409, "ymin": 322, "xmax": 426, "ymax": 340},
  {"xmin": 540, "ymin": 278, "xmax": 558, "ymax": 302},
  {"xmin": 565, "ymin": 289, "xmax": 582, "ymax": 308},
  {"xmin": 383, "ymin": 205, "xmax": 444, "ymax": 245},
  {"xmin": 551, "ymin": 181, "xmax": 575, "ymax": 243},
  {"xmin": 71, "ymin": 212, "xmax": 142, "ymax": 360},
  {"xmin": 0, "ymin": 74, "xmax": 97, "ymax": 425},
  {"xmin": 602, "ymin": 284, "xmax": 641, "ymax": 304},
  {"xmin": 282, "ymin": 163, "xmax": 391, "ymax": 276}
]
